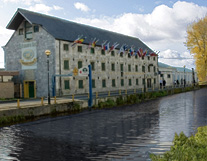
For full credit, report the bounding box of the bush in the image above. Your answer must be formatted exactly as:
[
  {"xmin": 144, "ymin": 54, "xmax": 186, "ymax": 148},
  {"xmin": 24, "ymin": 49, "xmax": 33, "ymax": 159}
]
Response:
[{"xmin": 150, "ymin": 126, "xmax": 207, "ymax": 161}]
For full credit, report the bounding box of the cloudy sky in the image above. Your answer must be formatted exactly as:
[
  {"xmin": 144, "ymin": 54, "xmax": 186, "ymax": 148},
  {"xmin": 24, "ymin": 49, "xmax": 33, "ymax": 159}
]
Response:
[{"xmin": 0, "ymin": 0, "xmax": 207, "ymax": 69}]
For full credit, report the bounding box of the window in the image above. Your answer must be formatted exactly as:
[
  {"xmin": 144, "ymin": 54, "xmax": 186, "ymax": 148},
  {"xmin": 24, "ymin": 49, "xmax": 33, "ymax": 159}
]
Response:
[
  {"xmin": 154, "ymin": 66, "xmax": 156, "ymax": 72},
  {"xmin": 153, "ymin": 57, "xmax": 156, "ymax": 61},
  {"xmin": 64, "ymin": 60, "xmax": 69, "ymax": 70},
  {"xmin": 135, "ymin": 65, "xmax": 138, "ymax": 72},
  {"xmin": 128, "ymin": 64, "xmax": 131, "ymax": 72},
  {"xmin": 148, "ymin": 56, "xmax": 150, "ymax": 60},
  {"xmin": 142, "ymin": 56, "xmax": 144, "ymax": 60},
  {"xmin": 142, "ymin": 66, "xmax": 145, "ymax": 72},
  {"xmin": 92, "ymin": 79, "xmax": 96, "ymax": 88},
  {"xmin": 148, "ymin": 66, "xmax": 150, "ymax": 72},
  {"xmin": 90, "ymin": 48, "xmax": 95, "ymax": 54},
  {"xmin": 34, "ymin": 25, "xmax": 39, "ymax": 32},
  {"xmin": 101, "ymin": 63, "xmax": 105, "ymax": 71},
  {"xmin": 102, "ymin": 79, "xmax": 106, "ymax": 88},
  {"xmin": 129, "ymin": 79, "xmax": 132, "ymax": 86},
  {"xmin": 91, "ymin": 62, "xmax": 95, "ymax": 71},
  {"xmin": 112, "ymin": 79, "xmax": 116, "ymax": 87},
  {"xmin": 136, "ymin": 79, "xmax": 139, "ymax": 85},
  {"xmin": 19, "ymin": 28, "xmax": 23, "ymax": 35},
  {"xmin": 64, "ymin": 80, "xmax": 70, "ymax": 90},
  {"xmin": 142, "ymin": 79, "xmax": 145, "ymax": 85},
  {"xmin": 63, "ymin": 44, "xmax": 69, "ymax": 51},
  {"xmin": 121, "ymin": 79, "xmax": 124, "ymax": 86},
  {"xmin": 168, "ymin": 74, "xmax": 171, "ymax": 78},
  {"xmin": 79, "ymin": 80, "xmax": 83, "ymax": 89},
  {"xmin": 160, "ymin": 74, "xmax": 164, "ymax": 77},
  {"xmin": 128, "ymin": 53, "xmax": 131, "ymax": 58},
  {"xmin": 78, "ymin": 46, "xmax": 82, "ymax": 52},
  {"xmin": 25, "ymin": 21, "xmax": 32, "ymax": 39},
  {"xmin": 120, "ymin": 64, "xmax": 124, "ymax": 72},
  {"xmin": 101, "ymin": 49, "xmax": 105, "ymax": 55},
  {"xmin": 111, "ymin": 51, "xmax": 115, "ymax": 56},
  {"xmin": 111, "ymin": 63, "xmax": 115, "ymax": 71},
  {"xmin": 135, "ymin": 55, "xmax": 138, "ymax": 59},
  {"xmin": 120, "ymin": 52, "xmax": 123, "ymax": 57},
  {"xmin": 78, "ymin": 61, "xmax": 82, "ymax": 69},
  {"xmin": 154, "ymin": 78, "xmax": 156, "ymax": 84}
]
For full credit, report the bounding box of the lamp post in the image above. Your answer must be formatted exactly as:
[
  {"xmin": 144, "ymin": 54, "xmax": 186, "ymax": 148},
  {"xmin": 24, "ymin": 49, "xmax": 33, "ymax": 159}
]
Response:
[
  {"xmin": 45, "ymin": 50, "xmax": 51, "ymax": 104},
  {"xmin": 184, "ymin": 65, "xmax": 186, "ymax": 88}
]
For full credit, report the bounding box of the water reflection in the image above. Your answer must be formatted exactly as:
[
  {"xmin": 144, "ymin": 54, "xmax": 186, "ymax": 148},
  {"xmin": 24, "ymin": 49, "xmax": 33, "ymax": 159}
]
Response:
[{"xmin": 0, "ymin": 88, "xmax": 207, "ymax": 160}]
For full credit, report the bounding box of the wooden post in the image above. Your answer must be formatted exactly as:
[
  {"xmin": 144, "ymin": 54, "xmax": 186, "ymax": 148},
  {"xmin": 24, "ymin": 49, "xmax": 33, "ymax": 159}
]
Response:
[
  {"xmin": 125, "ymin": 89, "xmax": 127, "ymax": 95},
  {"xmin": 96, "ymin": 92, "xmax": 98, "ymax": 98},
  {"xmin": 17, "ymin": 99, "xmax": 20, "ymax": 108},
  {"xmin": 72, "ymin": 94, "xmax": 74, "ymax": 102},
  {"xmin": 108, "ymin": 91, "xmax": 110, "ymax": 96},
  {"xmin": 119, "ymin": 90, "xmax": 121, "ymax": 95},
  {"xmin": 54, "ymin": 96, "xmax": 56, "ymax": 104},
  {"xmin": 41, "ymin": 97, "xmax": 44, "ymax": 106}
]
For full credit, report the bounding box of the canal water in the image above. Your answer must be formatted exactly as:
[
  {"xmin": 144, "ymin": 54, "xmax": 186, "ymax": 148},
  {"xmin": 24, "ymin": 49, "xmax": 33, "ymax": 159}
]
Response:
[{"xmin": 0, "ymin": 88, "xmax": 207, "ymax": 161}]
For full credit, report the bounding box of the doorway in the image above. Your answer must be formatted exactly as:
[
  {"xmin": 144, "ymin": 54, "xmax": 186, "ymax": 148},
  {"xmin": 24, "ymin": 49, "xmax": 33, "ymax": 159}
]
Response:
[
  {"xmin": 147, "ymin": 79, "xmax": 152, "ymax": 88},
  {"xmin": 24, "ymin": 80, "xmax": 36, "ymax": 98}
]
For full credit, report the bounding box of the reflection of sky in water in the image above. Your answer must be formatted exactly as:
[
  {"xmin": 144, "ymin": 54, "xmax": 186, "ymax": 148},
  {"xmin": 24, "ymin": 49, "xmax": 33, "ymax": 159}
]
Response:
[
  {"xmin": 0, "ymin": 127, "xmax": 22, "ymax": 161},
  {"xmin": 159, "ymin": 89, "xmax": 207, "ymax": 142},
  {"xmin": 0, "ymin": 88, "xmax": 206, "ymax": 160}
]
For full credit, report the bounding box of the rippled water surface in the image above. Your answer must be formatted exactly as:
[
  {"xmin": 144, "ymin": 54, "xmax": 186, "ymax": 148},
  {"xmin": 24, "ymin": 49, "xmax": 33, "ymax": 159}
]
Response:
[{"xmin": 0, "ymin": 88, "xmax": 207, "ymax": 161}]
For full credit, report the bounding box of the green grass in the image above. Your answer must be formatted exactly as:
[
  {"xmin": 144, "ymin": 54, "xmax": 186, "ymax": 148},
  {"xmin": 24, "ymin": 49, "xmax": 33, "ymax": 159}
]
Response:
[{"xmin": 150, "ymin": 126, "xmax": 207, "ymax": 161}]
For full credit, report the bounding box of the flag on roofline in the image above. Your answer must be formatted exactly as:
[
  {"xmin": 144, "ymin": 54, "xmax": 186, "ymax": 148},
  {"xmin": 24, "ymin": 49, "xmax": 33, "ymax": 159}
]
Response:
[
  {"xmin": 143, "ymin": 50, "xmax": 147, "ymax": 57},
  {"xmin": 129, "ymin": 46, "xmax": 134, "ymax": 56},
  {"xmin": 119, "ymin": 44, "xmax": 125, "ymax": 54},
  {"xmin": 104, "ymin": 42, "xmax": 110, "ymax": 51},
  {"xmin": 150, "ymin": 52, "xmax": 158, "ymax": 56},
  {"xmin": 137, "ymin": 48, "xmax": 143, "ymax": 57},
  {"xmin": 101, "ymin": 40, "xmax": 107, "ymax": 49},
  {"xmin": 92, "ymin": 38, "xmax": 99, "ymax": 48},
  {"xmin": 71, "ymin": 35, "xmax": 86, "ymax": 47},
  {"xmin": 109, "ymin": 42, "xmax": 119, "ymax": 52}
]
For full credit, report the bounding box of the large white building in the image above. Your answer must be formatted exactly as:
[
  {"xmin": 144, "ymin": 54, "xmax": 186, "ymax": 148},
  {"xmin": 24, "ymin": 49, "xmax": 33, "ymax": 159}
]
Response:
[{"xmin": 3, "ymin": 8, "xmax": 159, "ymax": 98}]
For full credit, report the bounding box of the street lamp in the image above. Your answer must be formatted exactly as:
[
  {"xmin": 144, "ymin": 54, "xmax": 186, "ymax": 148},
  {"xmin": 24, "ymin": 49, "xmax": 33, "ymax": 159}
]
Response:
[
  {"xmin": 184, "ymin": 65, "xmax": 186, "ymax": 88},
  {"xmin": 45, "ymin": 50, "xmax": 51, "ymax": 104}
]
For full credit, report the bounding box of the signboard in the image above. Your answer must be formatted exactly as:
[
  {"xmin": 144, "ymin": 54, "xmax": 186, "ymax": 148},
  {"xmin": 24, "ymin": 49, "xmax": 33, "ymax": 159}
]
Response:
[
  {"xmin": 78, "ymin": 66, "xmax": 89, "ymax": 76},
  {"xmin": 19, "ymin": 41, "xmax": 37, "ymax": 70}
]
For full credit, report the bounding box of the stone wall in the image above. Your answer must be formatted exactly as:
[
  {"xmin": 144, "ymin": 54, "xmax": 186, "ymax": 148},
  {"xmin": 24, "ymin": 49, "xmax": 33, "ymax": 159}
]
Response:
[
  {"xmin": 56, "ymin": 40, "xmax": 159, "ymax": 96},
  {"xmin": 0, "ymin": 82, "xmax": 14, "ymax": 98},
  {"xmin": 4, "ymin": 21, "xmax": 56, "ymax": 98}
]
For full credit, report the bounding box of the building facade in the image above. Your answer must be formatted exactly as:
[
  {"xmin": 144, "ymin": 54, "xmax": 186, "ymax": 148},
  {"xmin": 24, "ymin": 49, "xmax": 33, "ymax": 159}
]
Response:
[
  {"xmin": 158, "ymin": 62, "xmax": 198, "ymax": 86},
  {"xmin": 3, "ymin": 8, "xmax": 159, "ymax": 98}
]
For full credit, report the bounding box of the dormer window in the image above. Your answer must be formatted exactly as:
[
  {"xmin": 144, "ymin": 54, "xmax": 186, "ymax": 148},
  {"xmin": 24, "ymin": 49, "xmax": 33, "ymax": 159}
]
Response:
[
  {"xmin": 19, "ymin": 28, "xmax": 23, "ymax": 35},
  {"xmin": 25, "ymin": 21, "xmax": 33, "ymax": 40},
  {"xmin": 34, "ymin": 25, "xmax": 39, "ymax": 32}
]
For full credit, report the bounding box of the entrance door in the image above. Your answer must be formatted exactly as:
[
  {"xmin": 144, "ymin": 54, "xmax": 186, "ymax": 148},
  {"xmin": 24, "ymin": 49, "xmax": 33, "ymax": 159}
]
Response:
[
  {"xmin": 24, "ymin": 81, "xmax": 36, "ymax": 98},
  {"xmin": 147, "ymin": 79, "xmax": 151, "ymax": 88},
  {"xmin": 29, "ymin": 82, "xmax": 35, "ymax": 98}
]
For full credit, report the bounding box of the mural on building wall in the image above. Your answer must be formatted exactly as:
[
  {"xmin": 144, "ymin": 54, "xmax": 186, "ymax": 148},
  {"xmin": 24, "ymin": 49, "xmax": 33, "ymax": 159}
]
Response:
[{"xmin": 19, "ymin": 41, "xmax": 37, "ymax": 70}]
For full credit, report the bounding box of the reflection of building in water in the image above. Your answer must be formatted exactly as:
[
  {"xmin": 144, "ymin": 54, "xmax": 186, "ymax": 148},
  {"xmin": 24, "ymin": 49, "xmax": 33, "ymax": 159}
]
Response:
[
  {"xmin": 3, "ymin": 8, "xmax": 159, "ymax": 98},
  {"xmin": 158, "ymin": 62, "xmax": 198, "ymax": 86}
]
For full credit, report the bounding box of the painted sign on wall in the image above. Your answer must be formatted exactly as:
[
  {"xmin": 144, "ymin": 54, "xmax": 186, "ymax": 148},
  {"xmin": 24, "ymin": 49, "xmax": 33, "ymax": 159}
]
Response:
[{"xmin": 19, "ymin": 41, "xmax": 37, "ymax": 70}]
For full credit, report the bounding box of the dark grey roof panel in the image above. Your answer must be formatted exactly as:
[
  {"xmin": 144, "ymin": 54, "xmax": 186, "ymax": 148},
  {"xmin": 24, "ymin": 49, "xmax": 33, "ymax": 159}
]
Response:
[{"xmin": 7, "ymin": 8, "xmax": 153, "ymax": 51}]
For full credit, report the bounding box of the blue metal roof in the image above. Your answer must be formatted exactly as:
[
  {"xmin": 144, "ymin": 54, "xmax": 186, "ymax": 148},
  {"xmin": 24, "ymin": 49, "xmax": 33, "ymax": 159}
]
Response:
[
  {"xmin": 158, "ymin": 62, "xmax": 192, "ymax": 72},
  {"xmin": 7, "ymin": 8, "xmax": 154, "ymax": 52}
]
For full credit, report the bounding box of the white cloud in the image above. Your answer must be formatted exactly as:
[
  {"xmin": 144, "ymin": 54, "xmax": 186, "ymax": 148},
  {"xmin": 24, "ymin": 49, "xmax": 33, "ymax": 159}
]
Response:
[
  {"xmin": 74, "ymin": 2, "xmax": 90, "ymax": 12},
  {"xmin": 29, "ymin": 4, "xmax": 53, "ymax": 13},
  {"xmin": 0, "ymin": 26, "xmax": 14, "ymax": 68},
  {"xmin": 73, "ymin": 1, "xmax": 207, "ymax": 69},
  {"xmin": 53, "ymin": 5, "xmax": 63, "ymax": 11},
  {"xmin": 2, "ymin": 0, "xmax": 42, "ymax": 5}
]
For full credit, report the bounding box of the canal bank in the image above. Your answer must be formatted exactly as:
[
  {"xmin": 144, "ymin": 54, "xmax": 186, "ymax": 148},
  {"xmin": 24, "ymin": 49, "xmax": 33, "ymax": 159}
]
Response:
[{"xmin": 0, "ymin": 85, "xmax": 202, "ymax": 127}]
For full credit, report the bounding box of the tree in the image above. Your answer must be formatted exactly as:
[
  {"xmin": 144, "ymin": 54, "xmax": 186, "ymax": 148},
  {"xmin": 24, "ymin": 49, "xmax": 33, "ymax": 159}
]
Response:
[{"xmin": 186, "ymin": 16, "xmax": 207, "ymax": 82}]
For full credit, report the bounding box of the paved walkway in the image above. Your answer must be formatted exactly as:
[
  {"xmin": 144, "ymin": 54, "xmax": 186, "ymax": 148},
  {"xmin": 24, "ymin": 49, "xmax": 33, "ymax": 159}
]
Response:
[{"xmin": 0, "ymin": 97, "xmax": 75, "ymax": 112}]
